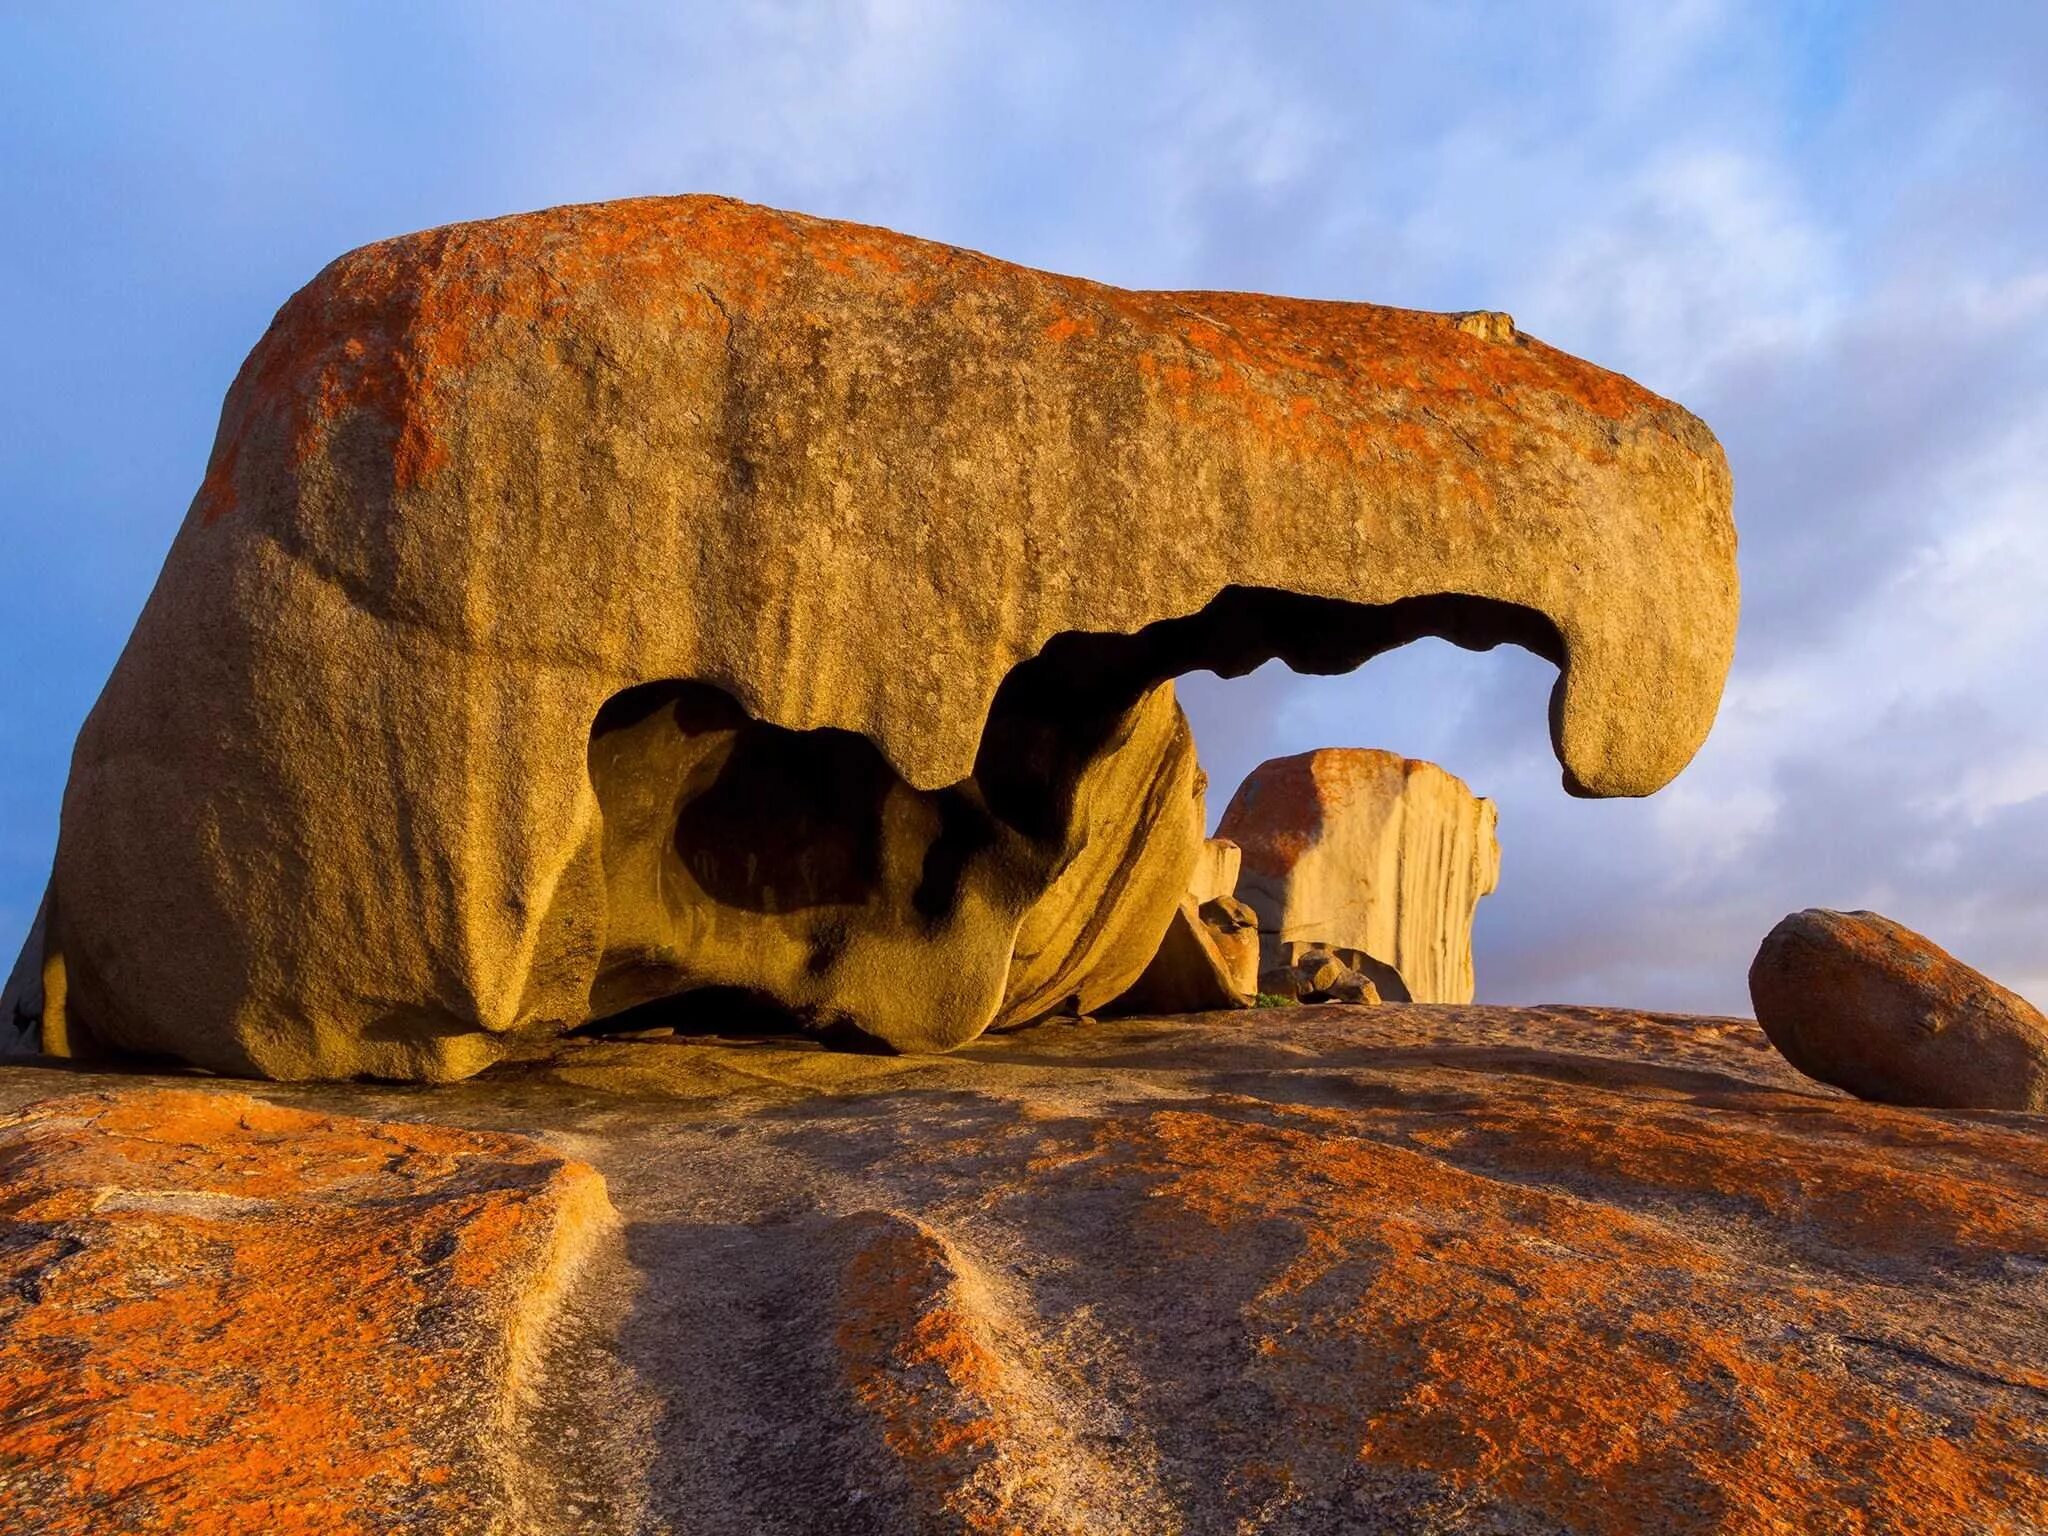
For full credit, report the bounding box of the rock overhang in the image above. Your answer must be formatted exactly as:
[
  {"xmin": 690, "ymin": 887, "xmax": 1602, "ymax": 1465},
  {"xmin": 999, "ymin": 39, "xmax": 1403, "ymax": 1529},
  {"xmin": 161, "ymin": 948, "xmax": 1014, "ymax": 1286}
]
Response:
[
  {"xmin": 195, "ymin": 194, "xmax": 1734, "ymax": 795},
  {"xmin": 20, "ymin": 193, "xmax": 1739, "ymax": 1077}
]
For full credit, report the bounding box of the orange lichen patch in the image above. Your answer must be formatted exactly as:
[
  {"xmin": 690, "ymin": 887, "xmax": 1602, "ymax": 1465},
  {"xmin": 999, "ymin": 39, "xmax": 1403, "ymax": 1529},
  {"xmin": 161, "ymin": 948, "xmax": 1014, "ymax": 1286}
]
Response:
[
  {"xmin": 0, "ymin": 1088, "xmax": 611, "ymax": 1536},
  {"xmin": 1158, "ymin": 290, "xmax": 1662, "ymax": 426},
  {"xmin": 1393, "ymin": 1090, "xmax": 2048, "ymax": 1261},
  {"xmin": 197, "ymin": 193, "xmax": 1690, "ymax": 533},
  {"xmin": 1036, "ymin": 1106, "xmax": 2048, "ymax": 1534},
  {"xmin": 200, "ymin": 198, "xmax": 769, "ymax": 524},
  {"xmin": 836, "ymin": 1213, "xmax": 1007, "ymax": 1458},
  {"xmin": 1214, "ymin": 750, "xmax": 1327, "ymax": 874},
  {"xmin": 830, "ymin": 1211, "xmax": 1051, "ymax": 1534},
  {"xmin": 192, "ymin": 433, "xmax": 240, "ymax": 525},
  {"xmin": 829, "ymin": 1209, "xmax": 1134, "ymax": 1535},
  {"xmin": 200, "ymin": 194, "xmax": 1006, "ymax": 531}
]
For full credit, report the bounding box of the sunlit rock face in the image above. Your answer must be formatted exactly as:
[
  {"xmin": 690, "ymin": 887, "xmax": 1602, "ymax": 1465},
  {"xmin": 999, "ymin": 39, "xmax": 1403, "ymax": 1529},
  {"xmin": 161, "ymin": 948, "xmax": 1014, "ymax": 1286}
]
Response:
[
  {"xmin": 11, "ymin": 195, "xmax": 1736, "ymax": 1079},
  {"xmin": 0, "ymin": 1088, "xmax": 612, "ymax": 1535},
  {"xmin": 585, "ymin": 675, "xmax": 1201, "ymax": 1053},
  {"xmin": 1219, "ymin": 749, "xmax": 1501, "ymax": 1004},
  {"xmin": 1751, "ymin": 908, "xmax": 2048, "ymax": 1111},
  {"xmin": 7, "ymin": 1005, "xmax": 2043, "ymax": 1531}
]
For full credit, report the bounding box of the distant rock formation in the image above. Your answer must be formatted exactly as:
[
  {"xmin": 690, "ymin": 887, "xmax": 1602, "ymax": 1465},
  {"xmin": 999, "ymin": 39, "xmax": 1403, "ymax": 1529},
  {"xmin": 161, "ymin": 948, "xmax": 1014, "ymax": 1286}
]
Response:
[
  {"xmin": 1218, "ymin": 749, "xmax": 1500, "ymax": 1003},
  {"xmin": 1750, "ymin": 909, "xmax": 2048, "ymax": 1111},
  {"xmin": 14, "ymin": 195, "xmax": 1735, "ymax": 1078}
]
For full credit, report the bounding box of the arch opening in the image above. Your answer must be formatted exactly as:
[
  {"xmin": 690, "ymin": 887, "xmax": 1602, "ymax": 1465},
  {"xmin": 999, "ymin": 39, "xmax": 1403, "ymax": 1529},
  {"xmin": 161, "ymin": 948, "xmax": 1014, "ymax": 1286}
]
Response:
[{"xmin": 583, "ymin": 585, "xmax": 1568, "ymax": 1049}]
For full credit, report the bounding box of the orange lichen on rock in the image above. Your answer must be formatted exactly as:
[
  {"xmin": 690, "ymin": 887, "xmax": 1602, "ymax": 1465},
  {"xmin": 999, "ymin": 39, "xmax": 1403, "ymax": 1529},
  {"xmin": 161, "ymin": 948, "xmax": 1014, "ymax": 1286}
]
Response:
[
  {"xmin": 1, "ymin": 1005, "xmax": 2042, "ymax": 1530},
  {"xmin": 1751, "ymin": 908, "xmax": 2048, "ymax": 1110},
  {"xmin": 200, "ymin": 197, "xmax": 1681, "ymax": 529},
  {"xmin": 47, "ymin": 194, "xmax": 1738, "ymax": 1083},
  {"xmin": 829, "ymin": 1209, "xmax": 1132, "ymax": 1535},
  {"xmin": 833, "ymin": 1213, "xmax": 1016, "ymax": 1522},
  {"xmin": 1411, "ymin": 1088, "xmax": 2048, "ymax": 1260},
  {"xmin": 0, "ymin": 1089, "xmax": 612, "ymax": 1536},
  {"xmin": 1016, "ymin": 1101, "xmax": 2048, "ymax": 1533}
]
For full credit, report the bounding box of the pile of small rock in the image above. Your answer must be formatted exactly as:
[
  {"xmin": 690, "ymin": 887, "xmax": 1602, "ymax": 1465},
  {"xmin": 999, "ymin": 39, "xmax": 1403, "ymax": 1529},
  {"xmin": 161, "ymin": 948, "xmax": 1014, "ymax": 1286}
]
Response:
[{"xmin": 1257, "ymin": 944, "xmax": 1381, "ymax": 1005}]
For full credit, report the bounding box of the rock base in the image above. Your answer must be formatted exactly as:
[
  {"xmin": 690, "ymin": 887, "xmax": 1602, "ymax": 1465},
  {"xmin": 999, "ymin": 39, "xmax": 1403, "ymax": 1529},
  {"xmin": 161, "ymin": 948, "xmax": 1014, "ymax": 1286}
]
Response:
[
  {"xmin": 0, "ymin": 1090, "xmax": 614, "ymax": 1536},
  {"xmin": 2, "ymin": 1005, "xmax": 2043, "ymax": 1533}
]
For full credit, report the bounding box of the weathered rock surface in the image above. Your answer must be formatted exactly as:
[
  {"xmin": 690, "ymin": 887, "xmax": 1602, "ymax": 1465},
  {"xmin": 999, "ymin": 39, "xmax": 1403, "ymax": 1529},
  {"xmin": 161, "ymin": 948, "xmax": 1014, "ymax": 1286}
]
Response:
[
  {"xmin": 3, "ymin": 1004, "xmax": 2041, "ymax": 1534},
  {"xmin": 1108, "ymin": 894, "xmax": 1261, "ymax": 1014},
  {"xmin": 0, "ymin": 1089, "xmax": 614, "ymax": 1536},
  {"xmin": 587, "ymin": 673, "xmax": 1202, "ymax": 1051},
  {"xmin": 1187, "ymin": 837, "xmax": 1243, "ymax": 905},
  {"xmin": 26, "ymin": 194, "xmax": 1735, "ymax": 1079},
  {"xmin": 1199, "ymin": 894, "xmax": 1263, "ymax": 996},
  {"xmin": 1751, "ymin": 908, "xmax": 2048, "ymax": 1111},
  {"xmin": 1220, "ymin": 748, "xmax": 1501, "ymax": 1003}
]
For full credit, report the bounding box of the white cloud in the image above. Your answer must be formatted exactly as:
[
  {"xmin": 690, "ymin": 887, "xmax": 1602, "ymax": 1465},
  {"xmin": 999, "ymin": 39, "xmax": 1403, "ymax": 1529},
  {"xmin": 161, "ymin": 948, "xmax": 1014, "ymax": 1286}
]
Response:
[{"xmin": 1524, "ymin": 147, "xmax": 1842, "ymax": 395}]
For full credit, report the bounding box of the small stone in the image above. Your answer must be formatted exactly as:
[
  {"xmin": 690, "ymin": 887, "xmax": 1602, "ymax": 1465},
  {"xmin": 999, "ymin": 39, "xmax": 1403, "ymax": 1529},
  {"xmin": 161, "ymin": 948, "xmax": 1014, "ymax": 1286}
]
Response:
[
  {"xmin": 1258, "ymin": 966, "xmax": 1303, "ymax": 1002},
  {"xmin": 1321, "ymin": 969, "xmax": 1382, "ymax": 1006},
  {"xmin": 1294, "ymin": 948, "xmax": 1346, "ymax": 995}
]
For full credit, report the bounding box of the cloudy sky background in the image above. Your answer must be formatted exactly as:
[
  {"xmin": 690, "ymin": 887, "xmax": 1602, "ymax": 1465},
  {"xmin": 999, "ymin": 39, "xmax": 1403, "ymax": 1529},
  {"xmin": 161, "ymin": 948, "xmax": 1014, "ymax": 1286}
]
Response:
[{"xmin": 3, "ymin": 2, "xmax": 2043, "ymax": 1013}]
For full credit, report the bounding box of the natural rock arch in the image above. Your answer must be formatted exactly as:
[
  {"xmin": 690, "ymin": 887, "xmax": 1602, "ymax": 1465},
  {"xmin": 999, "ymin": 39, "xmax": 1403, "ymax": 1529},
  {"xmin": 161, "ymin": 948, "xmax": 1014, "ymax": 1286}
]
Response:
[
  {"xmin": 579, "ymin": 587, "xmax": 1564, "ymax": 1053},
  {"xmin": 7, "ymin": 195, "xmax": 1738, "ymax": 1079}
]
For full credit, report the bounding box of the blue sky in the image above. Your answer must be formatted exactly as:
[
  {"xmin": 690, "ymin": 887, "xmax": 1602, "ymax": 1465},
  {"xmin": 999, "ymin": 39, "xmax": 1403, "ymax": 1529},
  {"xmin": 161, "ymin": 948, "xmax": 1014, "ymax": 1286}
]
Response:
[{"xmin": 3, "ymin": 2, "xmax": 2044, "ymax": 1012}]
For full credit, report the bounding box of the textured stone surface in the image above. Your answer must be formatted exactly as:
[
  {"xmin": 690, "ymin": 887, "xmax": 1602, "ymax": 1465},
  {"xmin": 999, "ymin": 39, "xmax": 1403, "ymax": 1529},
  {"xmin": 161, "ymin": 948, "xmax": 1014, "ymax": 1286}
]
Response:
[
  {"xmin": 1220, "ymin": 748, "xmax": 1501, "ymax": 1003},
  {"xmin": 31, "ymin": 194, "xmax": 1735, "ymax": 1079},
  {"xmin": 0, "ymin": 1088, "xmax": 614, "ymax": 1536},
  {"xmin": 2, "ymin": 1003, "xmax": 2040, "ymax": 1534},
  {"xmin": 587, "ymin": 674, "xmax": 1201, "ymax": 1051},
  {"xmin": 1751, "ymin": 908, "xmax": 2048, "ymax": 1111},
  {"xmin": 1107, "ymin": 894, "xmax": 1260, "ymax": 1014},
  {"xmin": 1200, "ymin": 894, "xmax": 1263, "ymax": 999},
  {"xmin": 1187, "ymin": 837, "xmax": 1243, "ymax": 905},
  {"xmin": 987, "ymin": 682, "xmax": 1205, "ymax": 1034}
]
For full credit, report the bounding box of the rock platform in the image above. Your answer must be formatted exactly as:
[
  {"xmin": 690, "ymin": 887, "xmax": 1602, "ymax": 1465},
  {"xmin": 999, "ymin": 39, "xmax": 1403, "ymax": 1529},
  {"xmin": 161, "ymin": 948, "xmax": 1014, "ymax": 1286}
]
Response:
[{"xmin": 2, "ymin": 1003, "xmax": 2043, "ymax": 1534}]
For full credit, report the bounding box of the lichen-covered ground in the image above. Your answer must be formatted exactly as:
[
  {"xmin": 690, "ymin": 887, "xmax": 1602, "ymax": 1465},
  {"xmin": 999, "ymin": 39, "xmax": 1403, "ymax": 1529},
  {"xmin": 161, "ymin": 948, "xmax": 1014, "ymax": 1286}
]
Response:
[{"xmin": 3, "ymin": 1003, "xmax": 2044, "ymax": 1534}]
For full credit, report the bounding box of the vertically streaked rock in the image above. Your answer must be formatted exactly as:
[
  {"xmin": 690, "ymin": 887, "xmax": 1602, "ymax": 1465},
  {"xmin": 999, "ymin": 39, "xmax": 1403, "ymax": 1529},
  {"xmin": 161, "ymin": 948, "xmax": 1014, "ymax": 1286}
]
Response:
[
  {"xmin": 1218, "ymin": 749, "xmax": 1500, "ymax": 1003},
  {"xmin": 1187, "ymin": 839, "xmax": 1243, "ymax": 905}
]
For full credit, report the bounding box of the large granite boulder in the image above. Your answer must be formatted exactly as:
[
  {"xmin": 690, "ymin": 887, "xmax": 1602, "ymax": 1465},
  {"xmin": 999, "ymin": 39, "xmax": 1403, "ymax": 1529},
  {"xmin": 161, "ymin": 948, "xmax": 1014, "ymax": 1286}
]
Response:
[
  {"xmin": 1750, "ymin": 908, "xmax": 2048, "ymax": 1111},
  {"xmin": 17, "ymin": 196, "xmax": 1734, "ymax": 1079},
  {"xmin": 1218, "ymin": 748, "xmax": 1501, "ymax": 1002}
]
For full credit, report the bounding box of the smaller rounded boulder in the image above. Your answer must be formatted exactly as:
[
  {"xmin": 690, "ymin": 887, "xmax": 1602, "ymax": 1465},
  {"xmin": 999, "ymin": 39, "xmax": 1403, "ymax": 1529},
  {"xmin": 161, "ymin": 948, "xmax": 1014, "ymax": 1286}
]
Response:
[{"xmin": 1749, "ymin": 908, "xmax": 2048, "ymax": 1111}]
